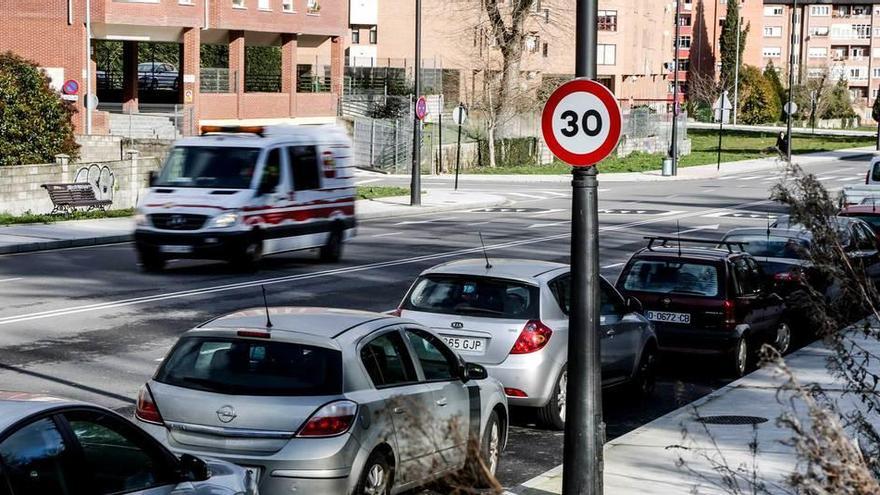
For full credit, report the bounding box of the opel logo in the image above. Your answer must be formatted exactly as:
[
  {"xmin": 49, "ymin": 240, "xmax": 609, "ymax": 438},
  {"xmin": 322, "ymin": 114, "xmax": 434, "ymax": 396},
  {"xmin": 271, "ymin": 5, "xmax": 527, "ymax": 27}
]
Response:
[
  {"xmin": 451, "ymin": 322, "xmax": 464, "ymax": 329},
  {"xmin": 661, "ymin": 297, "xmax": 671, "ymax": 307},
  {"xmin": 168, "ymin": 214, "xmax": 186, "ymax": 228},
  {"xmin": 216, "ymin": 405, "xmax": 237, "ymax": 424}
]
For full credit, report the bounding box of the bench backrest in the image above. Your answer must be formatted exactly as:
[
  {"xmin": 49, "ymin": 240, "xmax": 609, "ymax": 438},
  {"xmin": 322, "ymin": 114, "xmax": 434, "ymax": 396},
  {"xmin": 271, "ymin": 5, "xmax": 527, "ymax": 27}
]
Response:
[{"xmin": 42, "ymin": 183, "xmax": 100, "ymax": 204}]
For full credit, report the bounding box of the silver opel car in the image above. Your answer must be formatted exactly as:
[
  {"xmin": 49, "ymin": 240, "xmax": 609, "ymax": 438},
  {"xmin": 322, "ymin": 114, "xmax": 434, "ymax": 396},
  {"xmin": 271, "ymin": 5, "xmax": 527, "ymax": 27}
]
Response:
[
  {"xmin": 0, "ymin": 391, "xmax": 254, "ymax": 495},
  {"xmin": 396, "ymin": 259, "xmax": 658, "ymax": 429},
  {"xmin": 135, "ymin": 307, "xmax": 508, "ymax": 495}
]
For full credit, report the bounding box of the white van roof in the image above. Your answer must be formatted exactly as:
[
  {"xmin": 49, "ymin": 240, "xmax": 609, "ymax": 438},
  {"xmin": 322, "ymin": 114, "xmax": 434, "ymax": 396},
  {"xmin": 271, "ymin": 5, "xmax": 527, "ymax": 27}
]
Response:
[{"xmin": 175, "ymin": 124, "xmax": 350, "ymax": 149}]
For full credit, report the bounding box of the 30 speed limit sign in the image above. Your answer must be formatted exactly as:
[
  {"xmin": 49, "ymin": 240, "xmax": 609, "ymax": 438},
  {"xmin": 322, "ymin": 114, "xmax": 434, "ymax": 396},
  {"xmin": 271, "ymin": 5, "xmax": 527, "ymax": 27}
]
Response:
[{"xmin": 541, "ymin": 79, "xmax": 622, "ymax": 167}]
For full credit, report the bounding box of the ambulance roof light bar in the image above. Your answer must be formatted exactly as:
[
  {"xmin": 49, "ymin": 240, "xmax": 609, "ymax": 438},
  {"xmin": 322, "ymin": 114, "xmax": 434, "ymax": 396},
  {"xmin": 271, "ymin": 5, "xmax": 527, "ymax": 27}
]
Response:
[{"xmin": 200, "ymin": 125, "xmax": 266, "ymax": 136}]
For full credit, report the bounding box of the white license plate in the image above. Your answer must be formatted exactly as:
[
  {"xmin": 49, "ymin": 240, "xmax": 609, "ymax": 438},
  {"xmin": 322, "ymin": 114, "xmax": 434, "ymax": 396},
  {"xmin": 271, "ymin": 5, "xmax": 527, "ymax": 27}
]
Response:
[
  {"xmin": 442, "ymin": 335, "xmax": 487, "ymax": 355},
  {"xmin": 645, "ymin": 311, "xmax": 691, "ymax": 324},
  {"xmin": 159, "ymin": 245, "xmax": 193, "ymax": 254}
]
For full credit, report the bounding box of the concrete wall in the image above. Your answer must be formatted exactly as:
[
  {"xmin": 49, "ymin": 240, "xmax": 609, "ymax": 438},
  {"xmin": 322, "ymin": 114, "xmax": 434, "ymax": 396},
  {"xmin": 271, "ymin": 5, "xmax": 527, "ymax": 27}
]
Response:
[
  {"xmin": 76, "ymin": 135, "xmax": 174, "ymax": 164},
  {"xmin": 0, "ymin": 156, "xmax": 161, "ymax": 215}
]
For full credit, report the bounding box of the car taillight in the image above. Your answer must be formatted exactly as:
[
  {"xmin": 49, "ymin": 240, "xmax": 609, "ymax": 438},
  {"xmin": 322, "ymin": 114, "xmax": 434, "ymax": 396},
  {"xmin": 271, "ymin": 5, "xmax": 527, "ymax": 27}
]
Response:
[
  {"xmin": 135, "ymin": 384, "xmax": 164, "ymax": 425},
  {"xmin": 504, "ymin": 388, "xmax": 528, "ymax": 397},
  {"xmin": 510, "ymin": 320, "xmax": 553, "ymax": 354},
  {"xmin": 297, "ymin": 400, "xmax": 358, "ymax": 438},
  {"xmin": 722, "ymin": 300, "xmax": 737, "ymax": 329}
]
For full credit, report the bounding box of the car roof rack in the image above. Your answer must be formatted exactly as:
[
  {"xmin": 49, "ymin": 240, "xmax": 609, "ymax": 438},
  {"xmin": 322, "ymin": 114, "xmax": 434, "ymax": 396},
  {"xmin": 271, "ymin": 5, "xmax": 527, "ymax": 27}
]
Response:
[{"xmin": 643, "ymin": 236, "xmax": 748, "ymax": 254}]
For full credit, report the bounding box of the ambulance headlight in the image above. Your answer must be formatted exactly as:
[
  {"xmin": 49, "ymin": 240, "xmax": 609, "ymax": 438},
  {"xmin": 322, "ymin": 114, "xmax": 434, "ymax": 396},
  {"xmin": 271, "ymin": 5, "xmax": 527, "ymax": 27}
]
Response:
[
  {"xmin": 208, "ymin": 212, "xmax": 240, "ymax": 229},
  {"xmin": 134, "ymin": 209, "xmax": 149, "ymax": 226}
]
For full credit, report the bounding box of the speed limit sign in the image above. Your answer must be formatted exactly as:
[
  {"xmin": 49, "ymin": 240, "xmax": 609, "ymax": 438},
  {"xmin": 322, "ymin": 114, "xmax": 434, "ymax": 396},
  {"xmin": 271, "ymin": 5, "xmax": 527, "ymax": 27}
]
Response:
[{"xmin": 541, "ymin": 78, "xmax": 622, "ymax": 167}]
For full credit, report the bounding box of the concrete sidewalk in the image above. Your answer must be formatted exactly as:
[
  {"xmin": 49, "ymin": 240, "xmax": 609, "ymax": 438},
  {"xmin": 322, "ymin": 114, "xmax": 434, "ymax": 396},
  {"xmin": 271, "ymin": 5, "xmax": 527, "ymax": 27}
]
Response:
[
  {"xmin": 508, "ymin": 334, "xmax": 875, "ymax": 495},
  {"xmin": 0, "ymin": 189, "xmax": 506, "ymax": 255},
  {"xmin": 365, "ymin": 147, "xmax": 874, "ymax": 184}
]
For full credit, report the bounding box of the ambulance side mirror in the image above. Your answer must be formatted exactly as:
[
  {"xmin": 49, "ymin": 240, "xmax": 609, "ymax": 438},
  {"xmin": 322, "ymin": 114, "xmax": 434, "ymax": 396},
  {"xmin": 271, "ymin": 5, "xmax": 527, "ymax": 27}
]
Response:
[{"xmin": 148, "ymin": 171, "xmax": 157, "ymax": 187}]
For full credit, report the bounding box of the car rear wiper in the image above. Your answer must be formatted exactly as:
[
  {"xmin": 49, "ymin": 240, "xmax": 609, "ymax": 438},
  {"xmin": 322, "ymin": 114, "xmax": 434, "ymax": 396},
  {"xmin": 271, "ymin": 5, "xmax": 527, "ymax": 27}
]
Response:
[
  {"xmin": 668, "ymin": 289, "xmax": 708, "ymax": 296},
  {"xmin": 180, "ymin": 376, "xmax": 232, "ymax": 391},
  {"xmin": 455, "ymin": 307, "xmax": 505, "ymax": 316}
]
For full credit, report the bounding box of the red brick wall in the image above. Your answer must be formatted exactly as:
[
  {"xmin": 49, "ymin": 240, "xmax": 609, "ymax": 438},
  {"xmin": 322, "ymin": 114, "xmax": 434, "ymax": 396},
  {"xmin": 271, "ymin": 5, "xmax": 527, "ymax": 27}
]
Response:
[
  {"xmin": 199, "ymin": 94, "xmax": 238, "ymax": 120},
  {"xmin": 296, "ymin": 93, "xmax": 336, "ymax": 117},
  {"xmin": 211, "ymin": 0, "xmax": 346, "ymax": 36},
  {"xmin": 240, "ymin": 93, "xmax": 291, "ymax": 119}
]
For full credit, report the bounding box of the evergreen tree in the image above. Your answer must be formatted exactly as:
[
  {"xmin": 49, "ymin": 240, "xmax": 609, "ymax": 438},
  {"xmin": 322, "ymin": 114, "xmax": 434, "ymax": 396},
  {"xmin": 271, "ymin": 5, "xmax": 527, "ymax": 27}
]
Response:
[
  {"xmin": 763, "ymin": 61, "xmax": 786, "ymax": 112},
  {"xmin": 719, "ymin": 0, "xmax": 749, "ymax": 92},
  {"xmin": 738, "ymin": 65, "xmax": 780, "ymax": 124}
]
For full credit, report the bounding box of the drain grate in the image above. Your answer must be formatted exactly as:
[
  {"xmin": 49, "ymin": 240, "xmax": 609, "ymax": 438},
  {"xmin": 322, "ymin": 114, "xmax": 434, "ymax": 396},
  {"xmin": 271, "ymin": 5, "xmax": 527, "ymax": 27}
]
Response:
[{"xmin": 695, "ymin": 415, "xmax": 769, "ymax": 425}]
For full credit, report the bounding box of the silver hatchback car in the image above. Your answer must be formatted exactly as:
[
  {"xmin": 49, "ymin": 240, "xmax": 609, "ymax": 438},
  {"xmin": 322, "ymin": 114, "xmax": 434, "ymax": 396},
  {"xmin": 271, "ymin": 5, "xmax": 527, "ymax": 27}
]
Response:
[
  {"xmin": 135, "ymin": 307, "xmax": 508, "ymax": 495},
  {"xmin": 396, "ymin": 259, "xmax": 658, "ymax": 429},
  {"xmin": 0, "ymin": 391, "xmax": 254, "ymax": 495}
]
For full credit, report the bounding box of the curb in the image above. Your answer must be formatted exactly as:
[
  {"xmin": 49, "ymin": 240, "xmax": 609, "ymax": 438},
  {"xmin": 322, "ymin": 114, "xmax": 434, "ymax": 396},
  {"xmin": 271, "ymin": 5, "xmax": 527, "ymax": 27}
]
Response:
[{"xmin": 0, "ymin": 195, "xmax": 509, "ymax": 256}]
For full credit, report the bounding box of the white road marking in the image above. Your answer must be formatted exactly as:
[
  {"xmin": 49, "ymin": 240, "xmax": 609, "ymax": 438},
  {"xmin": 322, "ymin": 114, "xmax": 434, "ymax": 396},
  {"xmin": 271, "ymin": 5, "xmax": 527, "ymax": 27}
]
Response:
[
  {"xmin": 394, "ymin": 218, "xmax": 457, "ymax": 226},
  {"xmin": 0, "ymin": 278, "xmax": 23, "ymax": 284},
  {"xmin": 467, "ymin": 221, "xmax": 493, "ymax": 226},
  {"xmin": 678, "ymin": 224, "xmax": 720, "ymax": 234},
  {"xmin": 527, "ymin": 221, "xmax": 568, "ymax": 229},
  {"xmin": 659, "ymin": 210, "xmax": 687, "ymax": 216},
  {"xmin": 355, "ymin": 178, "xmax": 383, "ymax": 185},
  {"xmin": 526, "ymin": 208, "xmax": 567, "ymax": 217},
  {"xmin": 817, "ymin": 176, "xmax": 839, "ymax": 181},
  {"xmin": 602, "ymin": 262, "xmax": 624, "ymax": 269},
  {"xmin": 598, "ymin": 188, "xmax": 611, "ymax": 192},
  {"xmin": 737, "ymin": 175, "xmax": 768, "ymax": 181},
  {"xmin": 371, "ymin": 231, "xmax": 404, "ymax": 238},
  {"xmin": 508, "ymin": 192, "xmax": 545, "ymax": 199},
  {"xmin": 0, "ymin": 198, "xmax": 775, "ymax": 326},
  {"xmin": 538, "ymin": 191, "xmax": 569, "ymax": 197}
]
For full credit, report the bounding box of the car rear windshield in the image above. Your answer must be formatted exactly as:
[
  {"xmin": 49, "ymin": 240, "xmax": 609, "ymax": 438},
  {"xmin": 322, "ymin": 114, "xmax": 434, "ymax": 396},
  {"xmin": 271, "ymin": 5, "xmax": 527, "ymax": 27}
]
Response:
[
  {"xmin": 155, "ymin": 146, "xmax": 261, "ymax": 189},
  {"xmin": 723, "ymin": 234, "xmax": 810, "ymax": 259},
  {"xmin": 402, "ymin": 275, "xmax": 540, "ymax": 319},
  {"xmin": 847, "ymin": 215, "xmax": 880, "ymax": 231},
  {"xmin": 155, "ymin": 337, "xmax": 342, "ymax": 396},
  {"xmin": 622, "ymin": 259, "xmax": 721, "ymax": 297}
]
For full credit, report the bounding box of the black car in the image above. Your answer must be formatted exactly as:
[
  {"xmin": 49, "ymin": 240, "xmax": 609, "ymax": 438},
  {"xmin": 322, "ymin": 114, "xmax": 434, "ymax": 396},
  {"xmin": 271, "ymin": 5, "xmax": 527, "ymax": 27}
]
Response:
[
  {"xmin": 720, "ymin": 228, "xmax": 819, "ymax": 298},
  {"xmin": 616, "ymin": 237, "xmax": 789, "ymax": 377}
]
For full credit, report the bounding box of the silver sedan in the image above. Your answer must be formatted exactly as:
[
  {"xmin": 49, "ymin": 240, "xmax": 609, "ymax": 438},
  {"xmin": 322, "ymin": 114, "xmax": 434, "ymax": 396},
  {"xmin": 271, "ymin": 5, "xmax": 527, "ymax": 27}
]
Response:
[
  {"xmin": 135, "ymin": 307, "xmax": 508, "ymax": 495},
  {"xmin": 0, "ymin": 391, "xmax": 254, "ymax": 494},
  {"xmin": 396, "ymin": 258, "xmax": 658, "ymax": 430}
]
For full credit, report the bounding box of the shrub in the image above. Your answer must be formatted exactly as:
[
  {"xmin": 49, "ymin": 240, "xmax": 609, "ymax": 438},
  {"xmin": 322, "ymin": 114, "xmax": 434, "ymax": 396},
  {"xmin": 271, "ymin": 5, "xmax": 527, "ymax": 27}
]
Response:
[
  {"xmin": 737, "ymin": 65, "xmax": 781, "ymax": 125},
  {"xmin": 477, "ymin": 137, "xmax": 538, "ymax": 168},
  {"xmin": 0, "ymin": 52, "xmax": 79, "ymax": 166}
]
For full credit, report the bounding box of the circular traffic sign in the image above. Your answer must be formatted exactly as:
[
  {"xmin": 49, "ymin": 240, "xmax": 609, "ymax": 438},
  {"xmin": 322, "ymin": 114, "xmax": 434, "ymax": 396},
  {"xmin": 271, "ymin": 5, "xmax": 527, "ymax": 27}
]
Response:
[
  {"xmin": 416, "ymin": 96, "xmax": 428, "ymax": 121},
  {"xmin": 783, "ymin": 102, "xmax": 798, "ymax": 115},
  {"xmin": 452, "ymin": 104, "xmax": 468, "ymax": 125},
  {"xmin": 62, "ymin": 79, "xmax": 79, "ymax": 95},
  {"xmin": 542, "ymin": 79, "xmax": 622, "ymax": 166}
]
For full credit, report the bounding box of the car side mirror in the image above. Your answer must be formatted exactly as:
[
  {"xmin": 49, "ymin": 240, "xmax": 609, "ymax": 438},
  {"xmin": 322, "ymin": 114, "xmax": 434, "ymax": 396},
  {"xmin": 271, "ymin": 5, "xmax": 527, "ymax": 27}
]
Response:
[
  {"xmin": 148, "ymin": 170, "xmax": 157, "ymax": 187},
  {"xmin": 462, "ymin": 362, "xmax": 488, "ymax": 382},
  {"xmin": 626, "ymin": 296, "xmax": 643, "ymax": 314},
  {"xmin": 178, "ymin": 454, "xmax": 210, "ymax": 482}
]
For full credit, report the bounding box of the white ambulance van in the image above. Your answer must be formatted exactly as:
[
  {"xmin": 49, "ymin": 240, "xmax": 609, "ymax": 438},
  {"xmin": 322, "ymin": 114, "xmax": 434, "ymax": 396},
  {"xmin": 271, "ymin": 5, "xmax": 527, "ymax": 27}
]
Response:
[{"xmin": 134, "ymin": 124, "xmax": 356, "ymax": 271}]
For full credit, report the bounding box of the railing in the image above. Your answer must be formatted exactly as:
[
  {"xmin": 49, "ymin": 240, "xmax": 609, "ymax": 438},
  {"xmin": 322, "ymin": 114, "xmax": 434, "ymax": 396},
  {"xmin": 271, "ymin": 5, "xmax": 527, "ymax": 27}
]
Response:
[
  {"xmin": 201, "ymin": 68, "xmax": 230, "ymax": 93},
  {"xmin": 246, "ymin": 73, "xmax": 282, "ymax": 93}
]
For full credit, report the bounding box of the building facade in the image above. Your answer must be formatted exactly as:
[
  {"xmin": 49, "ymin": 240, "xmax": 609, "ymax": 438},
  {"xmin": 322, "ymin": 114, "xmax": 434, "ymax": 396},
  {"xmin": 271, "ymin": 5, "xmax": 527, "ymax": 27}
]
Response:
[
  {"xmin": 346, "ymin": 0, "xmax": 674, "ymax": 108},
  {"xmin": 0, "ymin": 0, "xmax": 348, "ymax": 134}
]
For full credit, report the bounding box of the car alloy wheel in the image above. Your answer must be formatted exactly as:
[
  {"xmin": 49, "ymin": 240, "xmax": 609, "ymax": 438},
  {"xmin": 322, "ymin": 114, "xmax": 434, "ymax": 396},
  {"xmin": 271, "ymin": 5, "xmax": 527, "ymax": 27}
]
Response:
[
  {"xmin": 775, "ymin": 322, "xmax": 792, "ymax": 355},
  {"xmin": 557, "ymin": 369, "xmax": 567, "ymax": 423},
  {"xmin": 635, "ymin": 346, "xmax": 657, "ymax": 395},
  {"xmin": 487, "ymin": 420, "xmax": 500, "ymax": 475},
  {"xmin": 734, "ymin": 338, "xmax": 748, "ymax": 377},
  {"xmin": 365, "ymin": 463, "xmax": 388, "ymax": 495}
]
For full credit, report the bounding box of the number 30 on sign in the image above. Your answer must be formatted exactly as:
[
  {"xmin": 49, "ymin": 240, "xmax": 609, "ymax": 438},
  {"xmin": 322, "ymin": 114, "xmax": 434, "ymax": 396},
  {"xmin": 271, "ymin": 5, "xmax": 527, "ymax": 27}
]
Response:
[{"xmin": 541, "ymin": 79, "xmax": 622, "ymax": 167}]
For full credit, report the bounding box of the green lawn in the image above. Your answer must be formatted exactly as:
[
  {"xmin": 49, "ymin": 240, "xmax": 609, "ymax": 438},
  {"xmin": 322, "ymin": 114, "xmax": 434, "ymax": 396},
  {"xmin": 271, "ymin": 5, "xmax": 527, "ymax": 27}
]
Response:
[
  {"xmin": 1, "ymin": 186, "xmax": 411, "ymax": 226},
  {"xmin": 465, "ymin": 129, "xmax": 876, "ymax": 175}
]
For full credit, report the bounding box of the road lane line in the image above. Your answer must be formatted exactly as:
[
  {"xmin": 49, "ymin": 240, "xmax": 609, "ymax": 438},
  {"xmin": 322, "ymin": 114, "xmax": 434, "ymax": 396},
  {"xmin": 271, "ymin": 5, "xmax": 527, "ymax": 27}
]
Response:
[
  {"xmin": 508, "ymin": 192, "xmax": 545, "ymax": 199},
  {"xmin": 601, "ymin": 263, "xmax": 624, "ymax": 269},
  {"xmin": 0, "ymin": 278, "xmax": 23, "ymax": 284},
  {"xmin": 0, "ymin": 198, "xmax": 774, "ymax": 326},
  {"xmin": 371, "ymin": 231, "xmax": 404, "ymax": 238}
]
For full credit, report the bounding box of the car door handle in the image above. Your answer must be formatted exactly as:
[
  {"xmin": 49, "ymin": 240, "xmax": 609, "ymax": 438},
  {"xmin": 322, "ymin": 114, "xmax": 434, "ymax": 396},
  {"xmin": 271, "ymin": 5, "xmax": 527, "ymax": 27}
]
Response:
[
  {"xmin": 436, "ymin": 397, "xmax": 448, "ymax": 407},
  {"xmin": 392, "ymin": 407, "xmax": 406, "ymax": 415},
  {"xmin": 605, "ymin": 328, "xmax": 617, "ymax": 337}
]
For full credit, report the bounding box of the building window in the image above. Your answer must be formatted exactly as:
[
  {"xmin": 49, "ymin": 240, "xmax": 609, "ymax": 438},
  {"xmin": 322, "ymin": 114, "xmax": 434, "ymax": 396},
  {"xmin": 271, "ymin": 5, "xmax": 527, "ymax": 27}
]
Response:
[
  {"xmin": 525, "ymin": 34, "xmax": 540, "ymax": 53},
  {"xmin": 677, "ymin": 36, "xmax": 691, "ymax": 49},
  {"xmin": 810, "ymin": 5, "xmax": 830, "ymax": 17},
  {"xmin": 351, "ymin": 29, "xmax": 360, "ymax": 44},
  {"xmin": 809, "ymin": 26, "xmax": 829, "ymax": 37},
  {"xmin": 258, "ymin": 0, "xmax": 269, "ymax": 9},
  {"xmin": 873, "ymin": 89, "xmax": 879, "ymax": 99},
  {"xmin": 676, "ymin": 58, "xmax": 689, "ymax": 71},
  {"xmin": 598, "ymin": 10, "xmax": 617, "ymax": 31},
  {"xmin": 850, "ymin": 68, "xmax": 867, "ymax": 80},
  {"xmin": 852, "ymin": 47, "xmax": 868, "ymax": 60},
  {"xmin": 808, "ymin": 47, "xmax": 827, "ymax": 58},
  {"xmin": 807, "ymin": 68, "xmax": 826, "ymax": 79},
  {"xmin": 832, "ymin": 47, "xmax": 847, "ymax": 60},
  {"xmin": 853, "ymin": 5, "xmax": 870, "ymax": 16},
  {"xmin": 542, "ymin": 42, "xmax": 549, "ymax": 58},
  {"xmin": 282, "ymin": 0, "xmax": 293, "ymax": 11},
  {"xmin": 306, "ymin": 0, "xmax": 319, "ymax": 13},
  {"xmin": 678, "ymin": 14, "xmax": 691, "ymax": 27},
  {"xmin": 763, "ymin": 47, "xmax": 781, "ymax": 58},
  {"xmin": 873, "ymin": 68, "xmax": 880, "ymax": 78},
  {"xmin": 232, "ymin": 0, "xmax": 245, "ymax": 7},
  {"xmin": 179, "ymin": 0, "xmax": 194, "ymax": 4},
  {"xmin": 369, "ymin": 26, "xmax": 377, "ymax": 44},
  {"xmin": 764, "ymin": 6, "xmax": 783, "ymax": 16},
  {"xmin": 597, "ymin": 44, "xmax": 616, "ymax": 65},
  {"xmin": 764, "ymin": 26, "xmax": 782, "ymax": 38}
]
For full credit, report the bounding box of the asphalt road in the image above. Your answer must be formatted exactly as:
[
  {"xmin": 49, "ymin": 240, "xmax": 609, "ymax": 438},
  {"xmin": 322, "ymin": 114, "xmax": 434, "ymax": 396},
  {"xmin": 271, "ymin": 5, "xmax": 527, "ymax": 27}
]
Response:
[{"xmin": 0, "ymin": 155, "xmax": 870, "ymax": 489}]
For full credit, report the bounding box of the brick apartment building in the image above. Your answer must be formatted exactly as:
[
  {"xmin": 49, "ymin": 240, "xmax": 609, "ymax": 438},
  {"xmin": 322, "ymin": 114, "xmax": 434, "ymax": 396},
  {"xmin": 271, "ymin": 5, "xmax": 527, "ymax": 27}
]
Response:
[
  {"xmin": 346, "ymin": 0, "xmax": 675, "ymax": 109},
  {"xmin": 0, "ymin": 0, "xmax": 348, "ymax": 135}
]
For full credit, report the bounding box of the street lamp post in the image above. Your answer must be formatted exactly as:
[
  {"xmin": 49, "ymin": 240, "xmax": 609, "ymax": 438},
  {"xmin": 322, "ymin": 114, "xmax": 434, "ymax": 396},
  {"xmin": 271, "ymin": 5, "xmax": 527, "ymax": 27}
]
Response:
[
  {"xmin": 670, "ymin": 0, "xmax": 682, "ymax": 176},
  {"xmin": 786, "ymin": 0, "xmax": 798, "ymax": 163},
  {"xmin": 410, "ymin": 0, "xmax": 422, "ymax": 206},
  {"xmin": 85, "ymin": 0, "xmax": 93, "ymax": 135},
  {"xmin": 732, "ymin": 0, "xmax": 742, "ymax": 126}
]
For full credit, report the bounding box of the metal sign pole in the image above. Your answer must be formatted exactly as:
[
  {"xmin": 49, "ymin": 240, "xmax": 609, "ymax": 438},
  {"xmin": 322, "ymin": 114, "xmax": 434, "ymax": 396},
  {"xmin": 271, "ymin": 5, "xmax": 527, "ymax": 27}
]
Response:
[
  {"xmin": 410, "ymin": 0, "xmax": 422, "ymax": 206},
  {"xmin": 785, "ymin": 0, "xmax": 798, "ymax": 164},
  {"xmin": 562, "ymin": 0, "xmax": 603, "ymax": 493},
  {"xmin": 455, "ymin": 116, "xmax": 463, "ymax": 190}
]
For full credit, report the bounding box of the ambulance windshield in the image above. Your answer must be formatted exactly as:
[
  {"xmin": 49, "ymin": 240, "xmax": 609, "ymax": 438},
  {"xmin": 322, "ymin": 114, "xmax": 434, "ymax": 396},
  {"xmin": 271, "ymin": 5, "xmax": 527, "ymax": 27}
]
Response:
[{"xmin": 156, "ymin": 146, "xmax": 261, "ymax": 189}]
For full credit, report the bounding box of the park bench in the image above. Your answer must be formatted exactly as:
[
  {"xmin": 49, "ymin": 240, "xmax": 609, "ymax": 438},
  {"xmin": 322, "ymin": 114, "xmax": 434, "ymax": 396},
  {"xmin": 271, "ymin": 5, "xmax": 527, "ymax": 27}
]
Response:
[{"xmin": 41, "ymin": 183, "xmax": 112, "ymax": 214}]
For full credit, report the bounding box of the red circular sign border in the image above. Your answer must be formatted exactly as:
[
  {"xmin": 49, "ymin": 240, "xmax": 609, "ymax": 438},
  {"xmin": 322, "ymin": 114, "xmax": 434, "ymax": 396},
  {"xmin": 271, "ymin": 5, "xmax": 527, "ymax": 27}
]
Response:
[
  {"xmin": 541, "ymin": 78, "xmax": 622, "ymax": 167},
  {"xmin": 62, "ymin": 79, "xmax": 80, "ymax": 95},
  {"xmin": 416, "ymin": 96, "xmax": 428, "ymax": 121}
]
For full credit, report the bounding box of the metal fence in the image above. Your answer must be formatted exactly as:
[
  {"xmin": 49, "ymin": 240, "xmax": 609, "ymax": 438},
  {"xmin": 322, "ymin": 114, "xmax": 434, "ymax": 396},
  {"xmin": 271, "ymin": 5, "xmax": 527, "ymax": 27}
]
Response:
[
  {"xmin": 201, "ymin": 68, "xmax": 230, "ymax": 93},
  {"xmin": 352, "ymin": 117, "xmax": 418, "ymax": 173}
]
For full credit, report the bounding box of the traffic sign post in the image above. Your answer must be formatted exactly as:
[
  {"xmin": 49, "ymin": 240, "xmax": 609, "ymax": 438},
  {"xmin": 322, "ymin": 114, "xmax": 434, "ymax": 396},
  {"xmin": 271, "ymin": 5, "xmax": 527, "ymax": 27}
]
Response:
[
  {"xmin": 713, "ymin": 92, "xmax": 733, "ymax": 171},
  {"xmin": 452, "ymin": 103, "xmax": 468, "ymax": 190},
  {"xmin": 541, "ymin": 4, "xmax": 622, "ymax": 490}
]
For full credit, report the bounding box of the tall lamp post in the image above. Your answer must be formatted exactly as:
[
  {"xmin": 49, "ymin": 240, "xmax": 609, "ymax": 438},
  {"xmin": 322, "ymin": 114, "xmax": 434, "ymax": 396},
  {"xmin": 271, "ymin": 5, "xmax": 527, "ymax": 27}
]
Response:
[
  {"xmin": 786, "ymin": 0, "xmax": 799, "ymax": 163},
  {"xmin": 670, "ymin": 0, "xmax": 682, "ymax": 176},
  {"xmin": 85, "ymin": 0, "xmax": 93, "ymax": 135},
  {"xmin": 732, "ymin": 0, "xmax": 742, "ymax": 126},
  {"xmin": 410, "ymin": 0, "xmax": 422, "ymax": 206}
]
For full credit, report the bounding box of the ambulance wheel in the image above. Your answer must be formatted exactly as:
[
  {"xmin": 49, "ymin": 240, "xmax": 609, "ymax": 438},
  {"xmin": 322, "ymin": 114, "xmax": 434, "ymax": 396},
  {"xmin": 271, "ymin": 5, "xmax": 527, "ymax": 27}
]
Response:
[
  {"xmin": 232, "ymin": 238, "xmax": 263, "ymax": 270},
  {"xmin": 320, "ymin": 230, "xmax": 343, "ymax": 263}
]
